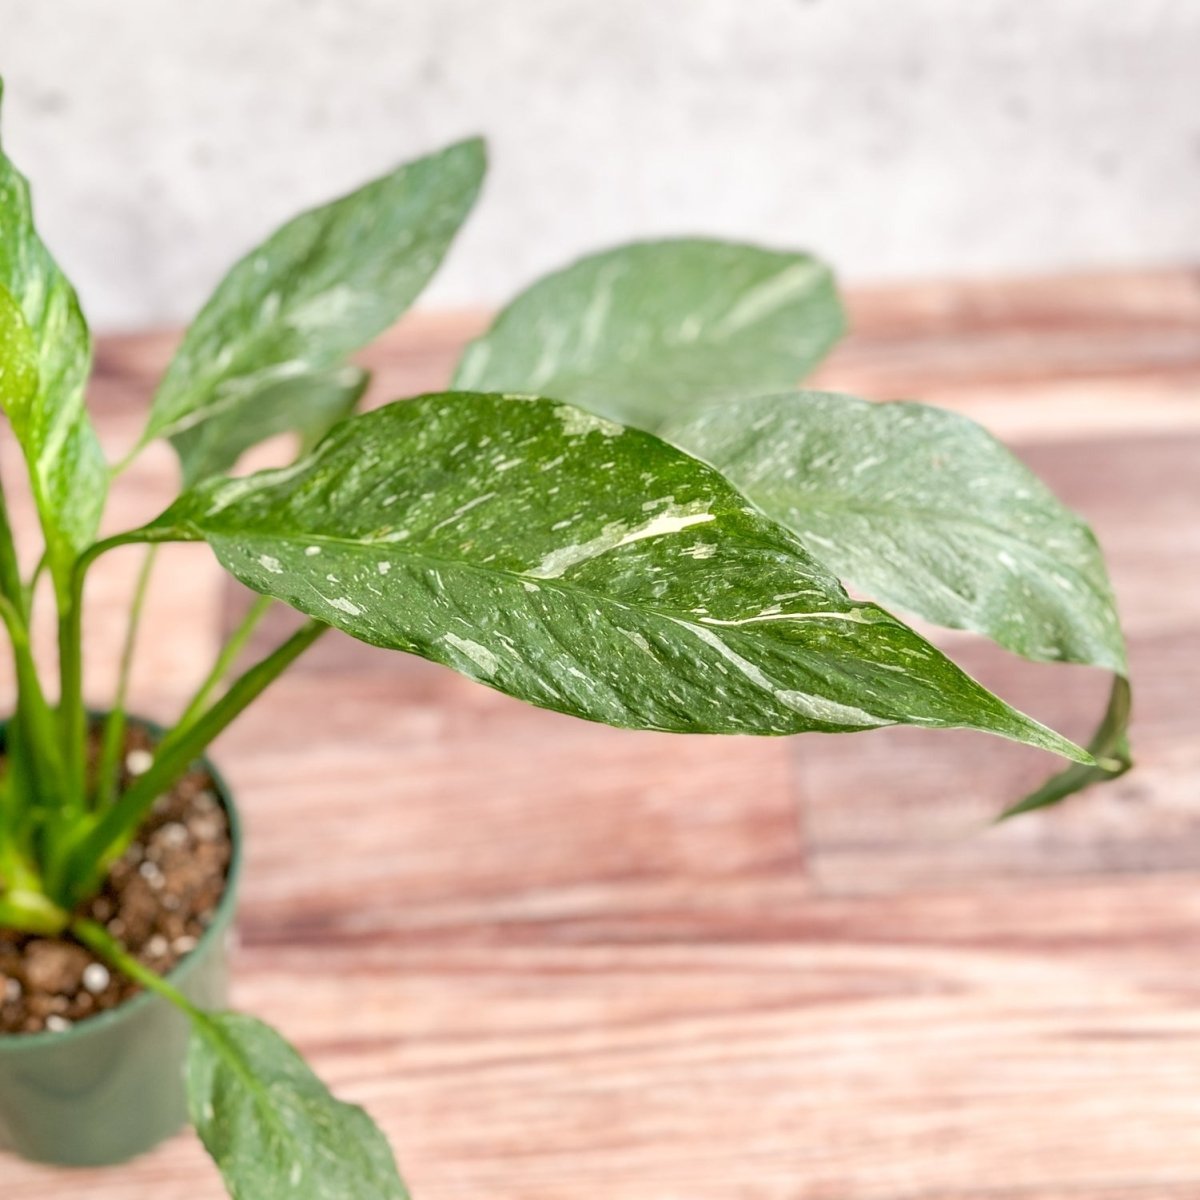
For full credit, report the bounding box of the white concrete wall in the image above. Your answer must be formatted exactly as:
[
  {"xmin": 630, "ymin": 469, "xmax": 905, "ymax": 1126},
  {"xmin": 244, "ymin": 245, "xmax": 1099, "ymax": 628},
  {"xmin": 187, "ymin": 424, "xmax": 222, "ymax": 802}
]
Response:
[{"xmin": 2, "ymin": 0, "xmax": 1196, "ymax": 330}]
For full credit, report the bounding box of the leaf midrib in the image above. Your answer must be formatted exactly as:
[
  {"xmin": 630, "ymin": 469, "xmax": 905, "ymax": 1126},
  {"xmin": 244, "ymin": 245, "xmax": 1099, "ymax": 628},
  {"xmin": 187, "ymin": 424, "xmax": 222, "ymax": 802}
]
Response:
[{"xmin": 193, "ymin": 1016, "xmax": 299, "ymax": 1163}]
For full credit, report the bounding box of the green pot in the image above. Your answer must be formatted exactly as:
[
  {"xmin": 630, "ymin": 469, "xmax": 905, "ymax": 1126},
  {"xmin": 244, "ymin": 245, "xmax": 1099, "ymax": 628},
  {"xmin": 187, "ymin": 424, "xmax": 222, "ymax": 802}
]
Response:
[{"xmin": 0, "ymin": 723, "xmax": 242, "ymax": 1167}]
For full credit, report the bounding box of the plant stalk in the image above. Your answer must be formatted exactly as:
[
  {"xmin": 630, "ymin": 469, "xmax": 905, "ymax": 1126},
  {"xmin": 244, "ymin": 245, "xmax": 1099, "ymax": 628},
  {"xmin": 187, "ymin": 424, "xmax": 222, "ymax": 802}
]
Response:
[
  {"xmin": 0, "ymin": 471, "xmax": 27, "ymax": 617},
  {"xmin": 56, "ymin": 534, "xmax": 149, "ymax": 813},
  {"xmin": 0, "ymin": 890, "xmax": 70, "ymax": 937},
  {"xmin": 21, "ymin": 550, "xmax": 47, "ymax": 615},
  {"xmin": 94, "ymin": 545, "xmax": 159, "ymax": 808},
  {"xmin": 0, "ymin": 476, "xmax": 67, "ymax": 853},
  {"xmin": 0, "ymin": 594, "xmax": 69, "ymax": 830},
  {"xmin": 72, "ymin": 916, "xmax": 201, "ymax": 1018},
  {"xmin": 57, "ymin": 594, "xmax": 87, "ymax": 812}
]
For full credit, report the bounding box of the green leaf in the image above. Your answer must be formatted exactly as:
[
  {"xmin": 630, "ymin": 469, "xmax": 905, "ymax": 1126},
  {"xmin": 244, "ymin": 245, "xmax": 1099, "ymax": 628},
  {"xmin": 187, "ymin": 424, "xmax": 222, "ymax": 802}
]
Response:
[
  {"xmin": 142, "ymin": 136, "xmax": 486, "ymax": 449},
  {"xmin": 0, "ymin": 82, "xmax": 106, "ymax": 587},
  {"xmin": 453, "ymin": 238, "xmax": 1127, "ymax": 809},
  {"xmin": 170, "ymin": 365, "xmax": 368, "ymax": 486},
  {"xmin": 188, "ymin": 1012, "xmax": 407, "ymax": 1200},
  {"xmin": 141, "ymin": 392, "xmax": 1089, "ymax": 760},
  {"xmin": 0, "ymin": 282, "xmax": 36, "ymax": 415},
  {"xmin": 662, "ymin": 392, "xmax": 1127, "ymax": 672},
  {"xmin": 453, "ymin": 239, "xmax": 844, "ymax": 430},
  {"xmin": 661, "ymin": 390, "xmax": 1131, "ymax": 808}
]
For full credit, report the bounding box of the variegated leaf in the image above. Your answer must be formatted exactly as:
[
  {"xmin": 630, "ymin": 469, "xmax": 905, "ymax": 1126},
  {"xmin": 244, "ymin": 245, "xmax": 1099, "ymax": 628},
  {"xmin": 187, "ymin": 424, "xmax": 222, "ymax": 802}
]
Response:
[
  {"xmin": 663, "ymin": 392, "xmax": 1127, "ymax": 672},
  {"xmin": 0, "ymin": 82, "xmax": 106, "ymax": 588},
  {"xmin": 453, "ymin": 240, "xmax": 843, "ymax": 430},
  {"xmin": 0, "ymin": 282, "xmax": 36, "ymax": 418},
  {"xmin": 142, "ymin": 137, "xmax": 485, "ymax": 451},
  {"xmin": 662, "ymin": 391, "xmax": 1131, "ymax": 808},
  {"xmin": 189, "ymin": 1013, "xmax": 407, "ymax": 1200},
  {"xmin": 171, "ymin": 365, "xmax": 368, "ymax": 486},
  {"xmin": 137, "ymin": 392, "xmax": 1089, "ymax": 759}
]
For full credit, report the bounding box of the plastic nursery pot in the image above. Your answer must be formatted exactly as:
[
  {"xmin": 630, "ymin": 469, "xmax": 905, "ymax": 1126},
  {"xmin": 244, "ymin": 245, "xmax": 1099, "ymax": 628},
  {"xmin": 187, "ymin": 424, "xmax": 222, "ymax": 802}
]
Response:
[{"xmin": 0, "ymin": 716, "xmax": 242, "ymax": 1168}]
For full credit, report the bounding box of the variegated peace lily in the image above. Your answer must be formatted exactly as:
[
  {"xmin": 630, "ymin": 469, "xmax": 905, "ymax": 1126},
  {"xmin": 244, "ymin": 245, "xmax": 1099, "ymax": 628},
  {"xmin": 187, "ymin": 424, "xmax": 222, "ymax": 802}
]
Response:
[{"xmin": 0, "ymin": 77, "xmax": 1128, "ymax": 1198}]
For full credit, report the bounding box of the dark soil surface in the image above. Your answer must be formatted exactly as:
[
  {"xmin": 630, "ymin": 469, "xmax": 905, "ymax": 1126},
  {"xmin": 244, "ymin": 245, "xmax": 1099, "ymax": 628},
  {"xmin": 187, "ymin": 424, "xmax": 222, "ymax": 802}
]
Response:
[{"xmin": 0, "ymin": 723, "xmax": 232, "ymax": 1035}]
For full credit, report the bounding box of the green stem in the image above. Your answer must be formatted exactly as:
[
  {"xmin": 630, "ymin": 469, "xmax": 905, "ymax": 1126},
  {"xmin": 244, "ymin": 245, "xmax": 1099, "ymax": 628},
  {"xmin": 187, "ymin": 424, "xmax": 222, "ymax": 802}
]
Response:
[
  {"xmin": 60, "ymin": 618, "xmax": 327, "ymax": 905},
  {"xmin": 0, "ymin": 735, "xmax": 35, "ymax": 874},
  {"xmin": 72, "ymin": 916, "xmax": 200, "ymax": 1017},
  {"xmin": 175, "ymin": 594, "xmax": 274, "ymax": 734},
  {"xmin": 94, "ymin": 545, "xmax": 159, "ymax": 809},
  {"xmin": 0, "ymin": 594, "xmax": 69, "ymax": 813},
  {"xmin": 0, "ymin": 815, "xmax": 47, "ymax": 926},
  {"xmin": 108, "ymin": 441, "xmax": 147, "ymax": 482},
  {"xmin": 0, "ymin": 805, "xmax": 19, "ymax": 887},
  {"xmin": 21, "ymin": 550, "xmax": 47, "ymax": 615},
  {"xmin": 0, "ymin": 472, "xmax": 27, "ymax": 616},
  {"xmin": 0, "ymin": 889, "xmax": 70, "ymax": 937},
  {"xmin": 56, "ymin": 532, "xmax": 167, "ymax": 814},
  {"xmin": 58, "ymin": 588, "xmax": 87, "ymax": 813},
  {"xmin": 0, "ymin": 477, "xmax": 65, "ymax": 852}
]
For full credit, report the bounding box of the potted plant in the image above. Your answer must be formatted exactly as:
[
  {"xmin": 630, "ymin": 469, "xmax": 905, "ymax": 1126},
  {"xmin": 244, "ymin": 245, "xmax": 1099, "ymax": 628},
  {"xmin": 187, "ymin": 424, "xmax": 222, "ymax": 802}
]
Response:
[{"xmin": 0, "ymin": 78, "xmax": 1129, "ymax": 1197}]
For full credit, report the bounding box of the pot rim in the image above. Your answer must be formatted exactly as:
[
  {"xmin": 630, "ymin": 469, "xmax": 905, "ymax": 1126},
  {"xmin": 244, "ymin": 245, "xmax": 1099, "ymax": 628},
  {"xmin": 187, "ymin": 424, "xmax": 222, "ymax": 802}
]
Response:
[{"xmin": 0, "ymin": 711, "xmax": 242, "ymax": 1053}]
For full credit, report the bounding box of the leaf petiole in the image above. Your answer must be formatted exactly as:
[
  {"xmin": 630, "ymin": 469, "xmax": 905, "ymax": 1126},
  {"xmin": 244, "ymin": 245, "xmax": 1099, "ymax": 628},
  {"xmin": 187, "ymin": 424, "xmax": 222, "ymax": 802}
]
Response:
[
  {"xmin": 72, "ymin": 916, "xmax": 201, "ymax": 1017},
  {"xmin": 0, "ymin": 593, "xmax": 69, "ymax": 817},
  {"xmin": 0, "ymin": 888, "xmax": 70, "ymax": 937},
  {"xmin": 95, "ymin": 545, "xmax": 159, "ymax": 809}
]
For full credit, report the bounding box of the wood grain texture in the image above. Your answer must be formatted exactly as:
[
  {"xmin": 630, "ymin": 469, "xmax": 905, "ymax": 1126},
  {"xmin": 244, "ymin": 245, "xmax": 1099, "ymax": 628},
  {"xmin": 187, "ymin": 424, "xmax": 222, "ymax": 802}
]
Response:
[{"xmin": 3, "ymin": 270, "xmax": 1199, "ymax": 1197}]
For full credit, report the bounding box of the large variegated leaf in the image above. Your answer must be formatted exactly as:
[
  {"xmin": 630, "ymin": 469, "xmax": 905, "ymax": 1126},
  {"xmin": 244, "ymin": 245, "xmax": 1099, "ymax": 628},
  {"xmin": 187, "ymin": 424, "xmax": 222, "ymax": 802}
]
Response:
[
  {"xmin": 662, "ymin": 390, "xmax": 1131, "ymax": 806},
  {"xmin": 170, "ymin": 365, "xmax": 368, "ymax": 486},
  {"xmin": 140, "ymin": 137, "xmax": 485, "ymax": 452},
  {"xmin": 188, "ymin": 1013, "xmax": 407, "ymax": 1200},
  {"xmin": 0, "ymin": 82, "xmax": 106, "ymax": 586},
  {"xmin": 138, "ymin": 392, "xmax": 1087, "ymax": 758},
  {"xmin": 663, "ymin": 392, "xmax": 1127, "ymax": 671},
  {"xmin": 453, "ymin": 240, "xmax": 844, "ymax": 430}
]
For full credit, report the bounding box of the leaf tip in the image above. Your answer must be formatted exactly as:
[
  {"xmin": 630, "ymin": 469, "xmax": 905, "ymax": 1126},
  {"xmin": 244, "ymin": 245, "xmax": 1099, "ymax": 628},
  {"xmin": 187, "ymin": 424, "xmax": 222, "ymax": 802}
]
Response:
[{"xmin": 450, "ymin": 133, "xmax": 488, "ymax": 175}]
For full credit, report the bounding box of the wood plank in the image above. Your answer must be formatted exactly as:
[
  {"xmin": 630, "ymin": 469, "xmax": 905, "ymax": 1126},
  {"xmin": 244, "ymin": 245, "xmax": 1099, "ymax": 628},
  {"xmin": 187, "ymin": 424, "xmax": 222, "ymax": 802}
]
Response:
[
  {"xmin": 11, "ymin": 877, "xmax": 1200, "ymax": 1198},
  {"xmin": 810, "ymin": 269, "xmax": 1200, "ymax": 442}
]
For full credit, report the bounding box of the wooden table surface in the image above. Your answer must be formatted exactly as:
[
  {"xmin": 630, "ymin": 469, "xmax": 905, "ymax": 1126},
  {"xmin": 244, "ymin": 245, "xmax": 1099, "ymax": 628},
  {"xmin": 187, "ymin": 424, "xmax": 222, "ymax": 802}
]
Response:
[{"xmin": 4, "ymin": 270, "xmax": 1200, "ymax": 1198}]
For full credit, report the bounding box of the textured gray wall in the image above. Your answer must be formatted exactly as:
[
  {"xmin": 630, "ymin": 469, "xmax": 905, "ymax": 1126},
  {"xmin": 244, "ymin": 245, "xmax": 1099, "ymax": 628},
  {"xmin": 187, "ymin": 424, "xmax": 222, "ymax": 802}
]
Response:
[{"xmin": 2, "ymin": 0, "xmax": 1196, "ymax": 330}]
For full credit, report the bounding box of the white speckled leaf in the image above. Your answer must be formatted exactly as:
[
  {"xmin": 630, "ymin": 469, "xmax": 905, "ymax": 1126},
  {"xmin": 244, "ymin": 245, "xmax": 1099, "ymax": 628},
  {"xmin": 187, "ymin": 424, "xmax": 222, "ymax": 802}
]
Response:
[
  {"xmin": 0, "ymin": 83, "xmax": 106, "ymax": 587},
  {"xmin": 663, "ymin": 391, "xmax": 1127, "ymax": 672},
  {"xmin": 453, "ymin": 240, "xmax": 843, "ymax": 430},
  {"xmin": 188, "ymin": 1013, "xmax": 407, "ymax": 1200},
  {"xmin": 143, "ymin": 392, "xmax": 1088, "ymax": 759},
  {"xmin": 143, "ymin": 137, "xmax": 485, "ymax": 448},
  {"xmin": 662, "ymin": 390, "xmax": 1131, "ymax": 806},
  {"xmin": 171, "ymin": 365, "xmax": 369, "ymax": 486}
]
